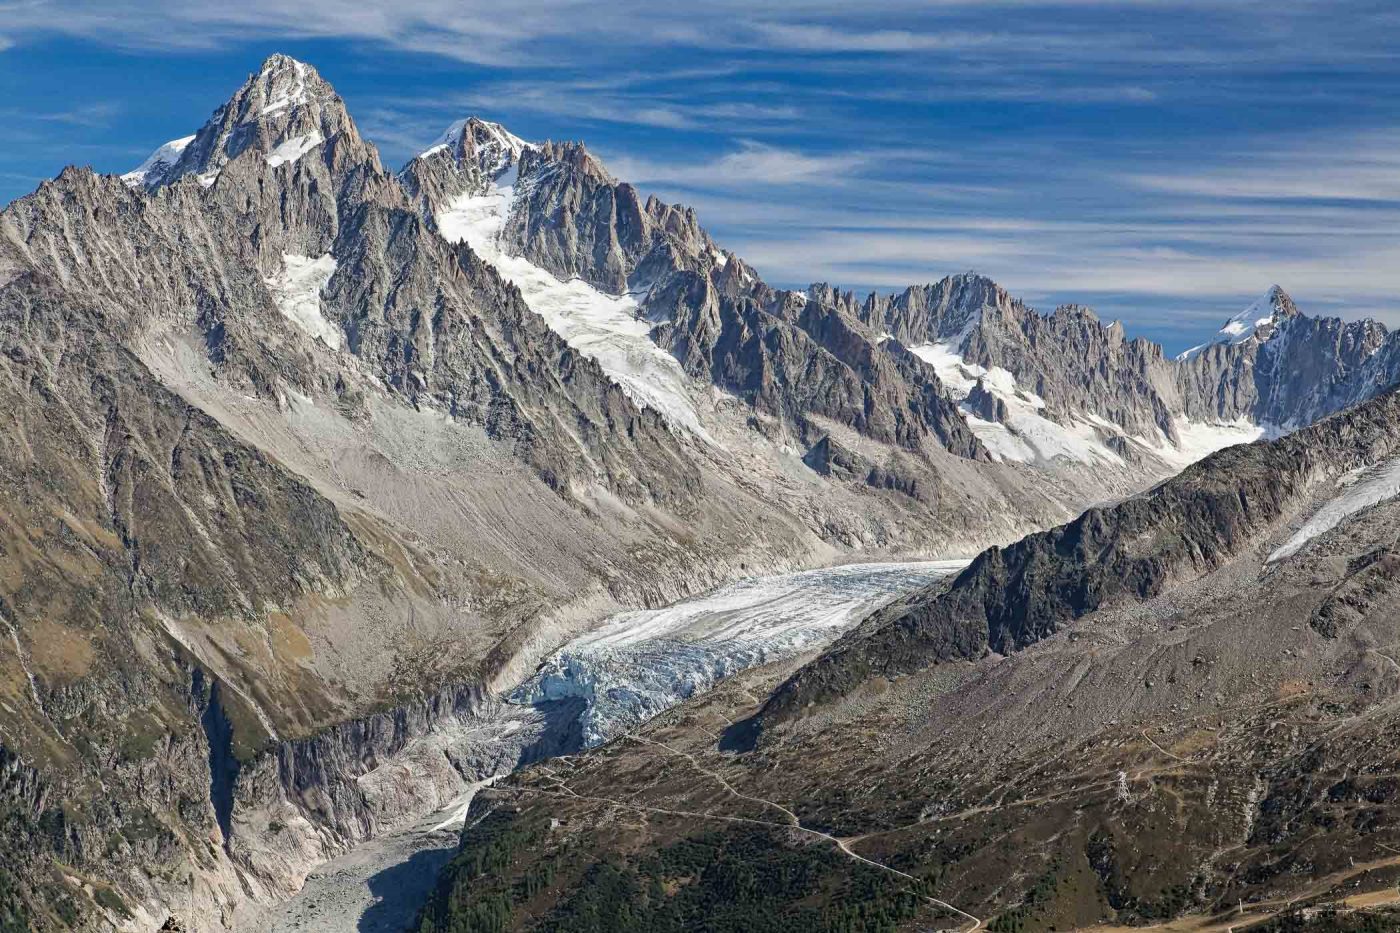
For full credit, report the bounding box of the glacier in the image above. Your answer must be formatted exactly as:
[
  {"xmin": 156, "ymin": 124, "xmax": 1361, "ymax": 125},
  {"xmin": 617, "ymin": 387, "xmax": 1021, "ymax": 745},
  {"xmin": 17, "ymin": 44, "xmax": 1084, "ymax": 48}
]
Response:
[
  {"xmin": 435, "ymin": 165, "xmax": 714, "ymax": 443},
  {"xmin": 910, "ymin": 339, "xmax": 1264, "ymax": 468},
  {"xmin": 511, "ymin": 559, "xmax": 968, "ymax": 748}
]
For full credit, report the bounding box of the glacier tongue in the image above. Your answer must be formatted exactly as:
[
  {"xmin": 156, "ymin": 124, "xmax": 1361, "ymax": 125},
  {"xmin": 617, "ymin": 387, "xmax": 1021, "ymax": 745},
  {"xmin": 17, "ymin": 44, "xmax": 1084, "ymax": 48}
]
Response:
[{"xmin": 512, "ymin": 560, "xmax": 967, "ymax": 748}]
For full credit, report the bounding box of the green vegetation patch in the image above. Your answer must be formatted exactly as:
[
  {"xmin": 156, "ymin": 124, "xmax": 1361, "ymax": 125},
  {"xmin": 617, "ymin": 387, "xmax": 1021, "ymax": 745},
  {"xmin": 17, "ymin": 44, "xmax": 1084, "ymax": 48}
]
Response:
[
  {"xmin": 988, "ymin": 858, "xmax": 1065, "ymax": 932},
  {"xmin": 416, "ymin": 807, "xmax": 949, "ymax": 933}
]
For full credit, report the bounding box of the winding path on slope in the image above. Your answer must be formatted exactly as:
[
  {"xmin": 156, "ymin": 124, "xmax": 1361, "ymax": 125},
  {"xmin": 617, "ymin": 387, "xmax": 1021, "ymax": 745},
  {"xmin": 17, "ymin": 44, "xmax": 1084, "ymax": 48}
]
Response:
[{"xmin": 519, "ymin": 732, "xmax": 982, "ymax": 932}]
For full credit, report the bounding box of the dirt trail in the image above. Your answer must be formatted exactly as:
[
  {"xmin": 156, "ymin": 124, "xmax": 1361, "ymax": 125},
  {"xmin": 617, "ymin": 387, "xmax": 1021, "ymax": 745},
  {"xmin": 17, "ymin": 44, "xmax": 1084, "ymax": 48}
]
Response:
[{"xmin": 522, "ymin": 732, "xmax": 982, "ymax": 932}]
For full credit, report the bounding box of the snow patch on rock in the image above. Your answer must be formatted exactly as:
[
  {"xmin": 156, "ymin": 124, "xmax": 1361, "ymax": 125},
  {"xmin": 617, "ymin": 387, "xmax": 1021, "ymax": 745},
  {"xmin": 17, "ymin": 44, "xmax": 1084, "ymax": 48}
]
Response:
[
  {"xmin": 1268, "ymin": 454, "xmax": 1400, "ymax": 563},
  {"xmin": 265, "ymin": 253, "xmax": 341, "ymax": 349},
  {"xmin": 266, "ymin": 132, "xmax": 323, "ymax": 168}
]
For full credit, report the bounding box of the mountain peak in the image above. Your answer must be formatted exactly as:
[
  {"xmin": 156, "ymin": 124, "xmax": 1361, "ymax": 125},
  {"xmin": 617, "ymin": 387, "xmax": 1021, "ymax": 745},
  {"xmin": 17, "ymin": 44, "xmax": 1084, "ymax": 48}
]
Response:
[
  {"xmin": 242, "ymin": 53, "xmax": 328, "ymax": 117},
  {"xmin": 1264, "ymin": 284, "xmax": 1300, "ymax": 319},
  {"xmin": 1219, "ymin": 285, "xmax": 1297, "ymax": 342},
  {"xmin": 417, "ymin": 115, "xmax": 533, "ymax": 180},
  {"xmin": 122, "ymin": 53, "xmax": 367, "ymax": 190},
  {"xmin": 1176, "ymin": 285, "xmax": 1302, "ymax": 360},
  {"xmin": 258, "ymin": 52, "xmax": 311, "ymax": 75},
  {"xmin": 432, "ymin": 117, "xmax": 528, "ymax": 154}
]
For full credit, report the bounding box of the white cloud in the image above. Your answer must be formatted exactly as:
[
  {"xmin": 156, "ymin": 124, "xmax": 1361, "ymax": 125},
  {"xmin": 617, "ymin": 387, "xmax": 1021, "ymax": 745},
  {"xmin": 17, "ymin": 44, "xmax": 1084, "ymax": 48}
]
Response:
[
  {"xmin": 31, "ymin": 102, "xmax": 121, "ymax": 127},
  {"xmin": 373, "ymin": 79, "xmax": 807, "ymax": 141},
  {"xmin": 608, "ymin": 142, "xmax": 866, "ymax": 189},
  {"xmin": 750, "ymin": 22, "xmax": 1004, "ymax": 53},
  {"xmin": 3, "ymin": 0, "xmax": 1392, "ymax": 74},
  {"xmin": 1124, "ymin": 130, "xmax": 1400, "ymax": 202}
]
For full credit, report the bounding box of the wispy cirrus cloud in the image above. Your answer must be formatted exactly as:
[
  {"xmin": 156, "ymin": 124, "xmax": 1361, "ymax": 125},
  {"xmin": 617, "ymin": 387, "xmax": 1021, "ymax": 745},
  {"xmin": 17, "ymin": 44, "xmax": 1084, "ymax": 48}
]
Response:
[
  {"xmin": 1, "ymin": 0, "xmax": 1392, "ymax": 71},
  {"xmin": 748, "ymin": 23, "xmax": 1005, "ymax": 53},
  {"xmin": 29, "ymin": 101, "xmax": 120, "ymax": 127},
  {"xmin": 608, "ymin": 142, "xmax": 868, "ymax": 188},
  {"xmin": 1125, "ymin": 131, "xmax": 1400, "ymax": 203}
]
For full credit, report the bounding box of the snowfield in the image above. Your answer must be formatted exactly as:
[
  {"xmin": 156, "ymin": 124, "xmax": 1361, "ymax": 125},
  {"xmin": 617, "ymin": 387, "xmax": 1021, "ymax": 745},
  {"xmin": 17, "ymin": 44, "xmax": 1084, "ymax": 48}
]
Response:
[
  {"xmin": 436, "ymin": 171, "xmax": 713, "ymax": 442},
  {"xmin": 264, "ymin": 253, "xmax": 341, "ymax": 349},
  {"xmin": 1268, "ymin": 454, "xmax": 1400, "ymax": 563},
  {"xmin": 910, "ymin": 341, "xmax": 1128, "ymax": 465},
  {"xmin": 512, "ymin": 559, "xmax": 968, "ymax": 747},
  {"xmin": 121, "ymin": 135, "xmax": 195, "ymax": 188},
  {"xmin": 910, "ymin": 339, "xmax": 1264, "ymax": 468},
  {"xmin": 1150, "ymin": 417, "xmax": 1266, "ymax": 469}
]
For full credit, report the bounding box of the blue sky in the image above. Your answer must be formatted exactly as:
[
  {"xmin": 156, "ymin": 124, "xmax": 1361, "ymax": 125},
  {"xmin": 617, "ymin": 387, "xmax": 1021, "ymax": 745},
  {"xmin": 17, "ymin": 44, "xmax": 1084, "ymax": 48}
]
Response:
[{"xmin": 3, "ymin": 1, "xmax": 1399, "ymax": 353}]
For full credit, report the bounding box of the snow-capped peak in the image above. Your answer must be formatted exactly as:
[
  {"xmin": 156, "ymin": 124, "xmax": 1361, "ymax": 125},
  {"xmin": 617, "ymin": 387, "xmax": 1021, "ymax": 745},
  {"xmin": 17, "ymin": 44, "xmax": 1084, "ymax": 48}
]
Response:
[
  {"xmin": 1219, "ymin": 285, "xmax": 1294, "ymax": 342},
  {"xmin": 119, "ymin": 53, "xmax": 358, "ymax": 191},
  {"xmin": 258, "ymin": 52, "xmax": 310, "ymax": 76},
  {"xmin": 426, "ymin": 117, "xmax": 528, "ymax": 157},
  {"xmin": 417, "ymin": 116, "xmax": 533, "ymax": 179},
  {"xmin": 1178, "ymin": 285, "xmax": 1298, "ymax": 360},
  {"xmin": 121, "ymin": 135, "xmax": 196, "ymax": 189}
]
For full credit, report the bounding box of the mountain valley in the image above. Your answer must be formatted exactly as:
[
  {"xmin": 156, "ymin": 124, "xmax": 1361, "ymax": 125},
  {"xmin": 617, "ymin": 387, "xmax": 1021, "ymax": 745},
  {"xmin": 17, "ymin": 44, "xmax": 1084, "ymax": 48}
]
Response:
[{"xmin": 1, "ymin": 52, "xmax": 1399, "ymax": 933}]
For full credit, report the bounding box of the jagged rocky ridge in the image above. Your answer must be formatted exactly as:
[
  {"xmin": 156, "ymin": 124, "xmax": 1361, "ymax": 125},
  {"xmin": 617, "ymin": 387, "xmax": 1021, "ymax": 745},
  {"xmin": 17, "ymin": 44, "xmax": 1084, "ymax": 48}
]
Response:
[
  {"xmin": 819, "ymin": 276, "xmax": 1400, "ymax": 462},
  {"xmin": 402, "ymin": 120, "xmax": 989, "ymax": 461},
  {"xmin": 751, "ymin": 383, "xmax": 1400, "ymax": 730},
  {"xmin": 407, "ymin": 120, "xmax": 1400, "ymax": 477}
]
